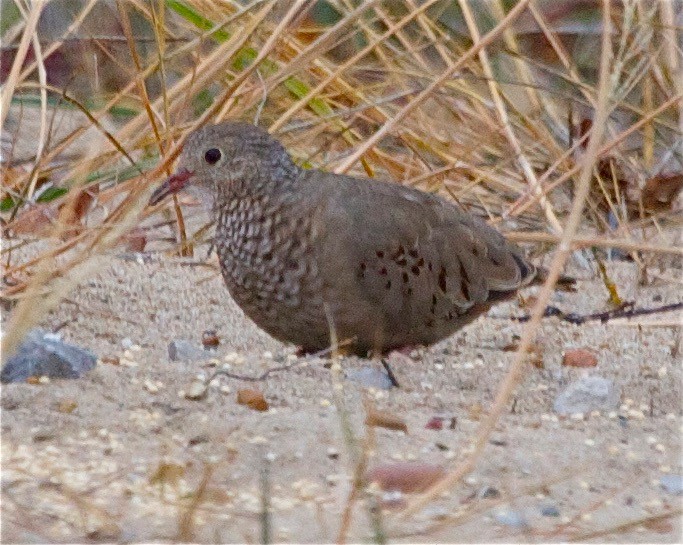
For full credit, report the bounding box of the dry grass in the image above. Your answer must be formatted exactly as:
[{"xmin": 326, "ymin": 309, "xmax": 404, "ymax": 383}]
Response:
[{"xmin": 1, "ymin": 0, "xmax": 681, "ymax": 542}]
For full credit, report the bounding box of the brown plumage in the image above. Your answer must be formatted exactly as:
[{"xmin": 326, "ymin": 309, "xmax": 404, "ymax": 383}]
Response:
[{"xmin": 150, "ymin": 122, "xmax": 537, "ymax": 355}]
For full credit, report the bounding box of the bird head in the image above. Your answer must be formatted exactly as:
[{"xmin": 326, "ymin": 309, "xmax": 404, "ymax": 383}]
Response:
[{"xmin": 149, "ymin": 122, "xmax": 297, "ymax": 209}]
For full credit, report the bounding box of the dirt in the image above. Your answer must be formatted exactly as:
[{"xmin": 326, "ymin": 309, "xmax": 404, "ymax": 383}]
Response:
[{"xmin": 1, "ymin": 252, "xmax": 681, "ymax": 543}]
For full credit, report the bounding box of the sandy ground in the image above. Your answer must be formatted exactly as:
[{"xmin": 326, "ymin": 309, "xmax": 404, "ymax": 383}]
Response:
[{"xmin": 1, "ymin": 249, "xmax": 681, "ymax": 543}]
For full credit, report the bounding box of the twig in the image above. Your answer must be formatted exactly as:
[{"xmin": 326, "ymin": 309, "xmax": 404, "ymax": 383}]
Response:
[
  {"xmin": 207, "ymin": 339, "xmax": 354, "ymax": 383},
  {"xmin": 506, "ymin": 301, "xmax": 683, "ymax": 325}
]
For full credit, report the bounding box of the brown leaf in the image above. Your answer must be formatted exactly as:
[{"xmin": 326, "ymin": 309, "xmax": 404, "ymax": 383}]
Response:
[
  {"xmin": 149, "ymin": 462, "xmax": 185, "ymax": 486},
  {"xmin": 641, "ymin": 173, "xmax": 683, "ymax": 212},
  {"xmin": 57, "ymin": 399, "xmax": 78, "ymax": 413},
  {"xmin": 562, "ymin": 348, "xmax": 598, "ymax": 368},
  {"xmin": 365, "ymin": 407, "xmax": 408, "ymax": 433},
  {"xmin": 100, "ymin": 356, "xmax": 120, "ymax": 366},
  {"xmin": 368, "ymin": 462, "xmax": 445, "ymax": 493},
  {"xmin": 124, "ymin": 228, "xmax": 147, "ymax": 252},
  {"xmin": 425, "ymin": 416, "xmax": 444, "ymax": 430},
  {"xmin": 7, "ymin": 204, "xmax": 56, "ymax": 236},
  {"xmin": 236, "ymin": 388, "xmax": 269, "ymax": 411},
  {"xmin": 642, "ymin": 517, "xmax": 674, "ymax": 534},
  {"xmin": 202, "ymin": 330, "xmax": 220, "ymax": 349}
]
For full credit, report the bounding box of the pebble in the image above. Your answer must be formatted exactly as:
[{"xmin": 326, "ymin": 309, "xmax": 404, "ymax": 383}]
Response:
[
  {"xmin": 168, "ymin": 340, "xmax": 208, "ymax": 362},
  {"xmin": 660, "ymin": 475, "xmax": 683, "ymax": 496},
  {"xmin": 540, "ymin": 504, "xmax": 560, "ymax": 517},
  {"xmin": 1, "ymin": 329, "xmax": 97, "ymax": 383},
  {"xmin": 185, "ymin": 379, "xmax": 208, "ymax": 400},
  {"xmin": 493, "ymin": 508, "xmax": 527, "ymax": 528},
  {"xmin": 553, "ymin": 375, "xmax": 621, "ymax": 415},
  {"xmin": 345, "ymin": 366, "xmax": 394, "ymax": 390},
  {"xmin": 479, "ymin": 486, "xmax": 501, "ymax": 499}
]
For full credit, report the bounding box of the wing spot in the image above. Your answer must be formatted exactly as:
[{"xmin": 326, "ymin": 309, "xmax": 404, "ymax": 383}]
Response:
[
  {"xmin": 408, "ymin": 248, "xmax": 419, "ymax": 258},
  {"xmin": 379, "ymin": 267, "xmax": 388, "ymax": 276},
  {"xmin": 438, "ymin": 267, "xmax": 448, "ymax": 292},
  {"xmin": 376, "ymin": 250, "xmax": 385, "ymax": 259},
  {"xmin": 411, "ymin": 265, "xmax": 420, "ymax": 276},
  {"xmin": 428, "ymin": 261, "xmax": 433, "ymax": 271},
  {"xmin": 385, "ymin": 280, "xmax": 392, "ymax": 289},
  {"xmin": 461, "ymin": 279, "xmax": 470, "ymax": 301},
  {"xmin": 416, "ymin": 257, "xmax": 425, "ymax": 267},
  {"xmin": 459, "ymin": 261, "xmax": 470, "ymax": 283},
  {"xmin": 402, "ymin": 272, "xmax": 409, "ymax": 283},
  {"xmin": 391, "ymin": 245, "xmax": 405, "ymax": 260}
]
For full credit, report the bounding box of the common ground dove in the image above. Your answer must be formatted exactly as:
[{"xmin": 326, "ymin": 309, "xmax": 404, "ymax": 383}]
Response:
[{"xmin": 150, "ymin": 122, "xmax": 537, "ymax": 355}]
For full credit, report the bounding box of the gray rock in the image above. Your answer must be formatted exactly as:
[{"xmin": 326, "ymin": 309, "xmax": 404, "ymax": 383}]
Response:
[
  {"xmin": 1, "ymin": 329, "xmax": 97, "ymax": 383},
  {"xmin": 168, "ymin": 340, "xmax": 208, "ymax": 362},
  {"xmin": 493, "ymin": 508, "xmax": 527, "ymax": 528},
  {"xmin": 540, "ymin": 504, "xmax": 560, "ymax": 517},
  {"xmin": 553, "ymin": 375, "xmax": 620, "ymax": 415},
  {"xmin": 660, "ymin": 475, "xmax": 683, "ymax": 496},
  {"xmin": 345, "ymin": 366, "xmax": 394, "ymax": 390}
]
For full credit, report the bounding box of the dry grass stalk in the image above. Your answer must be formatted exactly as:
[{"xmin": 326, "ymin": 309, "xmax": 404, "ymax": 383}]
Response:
[
  {"xmin": 1, "ymin": 1, "xmax": 681, "ymax": 539},
  {"xmin": 398, "ymin": 0, "xmax": 616, "ymax": 519}
]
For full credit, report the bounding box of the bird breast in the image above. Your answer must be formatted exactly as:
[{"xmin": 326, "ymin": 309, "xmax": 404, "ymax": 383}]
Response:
[{"xmin": 215, "ymin": 196, "xmax": 320, "ymax": 315}]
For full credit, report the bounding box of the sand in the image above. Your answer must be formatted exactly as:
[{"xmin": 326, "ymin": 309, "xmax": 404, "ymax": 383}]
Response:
[{"xmin": 1, "ymin": 250, "xmax": 681, "ymax": 543}]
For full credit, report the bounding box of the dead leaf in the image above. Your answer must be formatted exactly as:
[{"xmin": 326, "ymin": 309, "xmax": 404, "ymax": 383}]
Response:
[
  {"xmin": 149, "ymin": 462, "xmax": 185, "ymax": 486},
  {"xmin": 7, "ymin": 204, "xmax": 56, "ymax": 236},
  {"xmin": 368, "ymin": 462, "xmax": 445, "ymax": 493},
  {"xmin": 57, "ymin": 399, "xmax": 78, "ymax": 413},
  {"xmin": 236, "ymin": 388, "xmax": 268, "ymax": 411},
  {"xmin": 641, "ymin": 173, "xmax": 683, "ymax": 213},
  {"xmin": 365, "ymin": 407, "xmax": 408, "ymax": 433},
  {"xmin": 562, "ymin": 348, "xmax": 598, "ymax": 368},
  {"xmin": 202, "ymin": 330, "xmax": 220, "ymax": 349},
  {"xmin": 100, "ymin": 356, "xmax": 120, "ymax": 366},
  {"xmin": 124, "ymin": 228, "xmax": 147, "ymax": 252},
  {"xmin": 642, "ymin": 517, "xmax": 674, "ymax": 534},
  {"xmin": 425, "ymin": 416, "xmax": 444, "ymax": 430}
]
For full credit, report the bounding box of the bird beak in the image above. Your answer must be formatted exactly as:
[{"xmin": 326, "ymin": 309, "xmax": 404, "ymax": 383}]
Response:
[{"xmin": 149, "ymin": 168, "xmax": 194, "ymax": 206}]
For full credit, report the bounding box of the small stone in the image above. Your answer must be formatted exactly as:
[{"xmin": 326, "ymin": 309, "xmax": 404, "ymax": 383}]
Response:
[
  {"xmin": 553, "ymin": 375, "xmax": 620, "ymax": 415},
  {"xmin": 168, "ymin": 340, "xmax": 207, "ymax": 362},
  {"xmin": 1, "ymin": 329, "xmax": 97, "ymax": 383},
  {"xmin": 479, "ymin": 486, "xmax": 500, "ymax": 499},
  {"xmin": 660, "ymin": 475, "xmax": 683, "ymax": 495},
  {"xmin": 562, "ymin": 348, "xmax": 598, "ymax": 368},
  {"xmin": 143, "ymin": 380, "xmax": 159, "ymax": 394},
  {"xmin": 541, "ymin": 504, "xmax": 560, "ymax": 517},
  {"xmin": 201, "ymin": 330, "xmax": 220, "ymax": 350},
  {"xmin": 185, "ymin": 379, "xmax": 208, "ymax": 400},
  {"xmin": 345, "ymin": 366, "xmax": 394, "ymax": 390},
  {"xmin": 425, "ymin": 416, "xmax": 444, "ymax": 430},
  {"xmin": 121, "ymin": 337, "xmax": 135, "ymax": 349},
  {"xmin": 493, "ymin": 508, "xmax": 527, "ymax": 528}
]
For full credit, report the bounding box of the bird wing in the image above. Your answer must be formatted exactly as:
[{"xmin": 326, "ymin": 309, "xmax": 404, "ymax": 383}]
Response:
[{"xmin": 303, "ymin": 171, "xmax": 536, "ymax": 349}]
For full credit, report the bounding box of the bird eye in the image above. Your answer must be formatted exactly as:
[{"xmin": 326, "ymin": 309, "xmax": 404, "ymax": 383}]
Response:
[{"xmin": 204, "ymin": 148, "xmax": 222, "ymax": 165}]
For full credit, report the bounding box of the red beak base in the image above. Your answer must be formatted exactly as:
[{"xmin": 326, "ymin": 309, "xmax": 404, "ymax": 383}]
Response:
[{"xmin": 149, "ymin": 168, "xmax": 194, "ymax": 206}]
